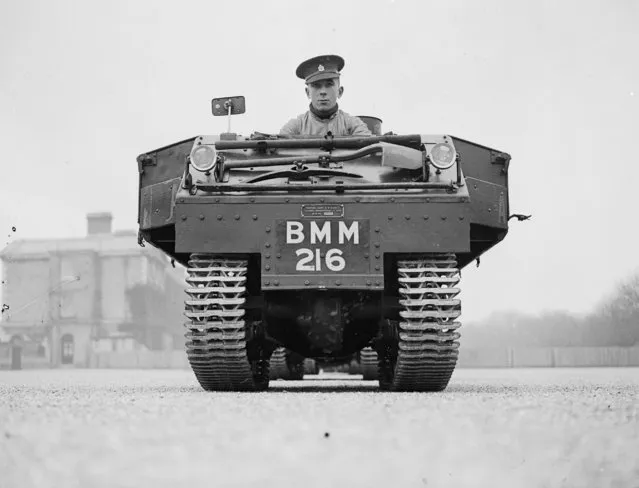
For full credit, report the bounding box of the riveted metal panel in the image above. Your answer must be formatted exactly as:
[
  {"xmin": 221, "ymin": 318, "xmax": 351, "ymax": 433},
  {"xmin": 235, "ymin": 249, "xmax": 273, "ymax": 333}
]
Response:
[
  {"xmin": 452, "ymin": 137, "xmax": 510, "ymax": 230},
  {"xmin": 140, "ymin": 177, "xmax": 181, "ymax": 230},
  {"xmin": 465, "ymin": 178, "xmax": 508, "ymax": 228},
  {"xmin": 174, "ymin": 200, "xmax": 470, "ymax": 255},
  {"xmin": 260, "ymin": 273, "xmax": 385, "ymax": 291}
]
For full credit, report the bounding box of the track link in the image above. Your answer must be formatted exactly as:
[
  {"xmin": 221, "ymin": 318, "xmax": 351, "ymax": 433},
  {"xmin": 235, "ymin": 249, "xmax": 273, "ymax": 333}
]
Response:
[
  {"xmin": 269, "ymin": 348, "xmax": 305, "ymax": 380},
  {"xmin": 379, "ymin": 254, "xmax": 461, "ymax": 391},
  {"xmin": 303, "ymin": 358, "xmax": 319, "ymax": 375},
  {"xmin": 184, "ymin": 254, "xmax": 268, "ymax": 391},
  {"xmin": 269, "ymin": 347, "xmax": 290, "ymax": 380},
  {"xmin": 360, "ymin": 347, "xmax": 379, "ymax": 380}
]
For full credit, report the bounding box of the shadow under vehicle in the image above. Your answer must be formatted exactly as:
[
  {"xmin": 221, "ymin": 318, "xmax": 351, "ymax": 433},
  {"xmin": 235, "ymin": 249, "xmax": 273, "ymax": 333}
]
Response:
[{"xmin": 136, "ymin": 95, "xmax": 514, "ymax": 392}]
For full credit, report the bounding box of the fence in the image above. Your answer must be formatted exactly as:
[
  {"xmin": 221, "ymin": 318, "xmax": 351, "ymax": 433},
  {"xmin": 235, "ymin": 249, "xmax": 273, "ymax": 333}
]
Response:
[
  {"xmin": 91, "ymin": 347, "xmax": 639, "ymax": 369},
  {"xmin": 457, "ymin": 347, "xmax": 639, "ymax": 368},
  {"xmin": 4, "ymin": 347, "xmax": 639, "ymax": 370}
]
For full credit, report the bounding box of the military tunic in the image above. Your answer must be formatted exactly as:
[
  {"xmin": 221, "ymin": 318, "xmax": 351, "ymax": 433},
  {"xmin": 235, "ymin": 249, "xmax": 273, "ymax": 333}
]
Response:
[{"xmin": 279, "ymin": 109, "xmax": 372, "ymax": 137}]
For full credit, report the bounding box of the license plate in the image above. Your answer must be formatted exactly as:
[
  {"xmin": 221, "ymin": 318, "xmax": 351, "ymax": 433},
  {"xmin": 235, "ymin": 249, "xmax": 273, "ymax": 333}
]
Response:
[{"xmin": 274, "ymin": 219, "xmax": 370, "ymax": 274}]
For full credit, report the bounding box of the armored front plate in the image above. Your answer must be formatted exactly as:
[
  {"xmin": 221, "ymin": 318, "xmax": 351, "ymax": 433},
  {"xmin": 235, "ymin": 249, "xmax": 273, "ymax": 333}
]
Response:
[{"xmin": 175, "ymin": 196, "xmax": 470, "ymax": 289}]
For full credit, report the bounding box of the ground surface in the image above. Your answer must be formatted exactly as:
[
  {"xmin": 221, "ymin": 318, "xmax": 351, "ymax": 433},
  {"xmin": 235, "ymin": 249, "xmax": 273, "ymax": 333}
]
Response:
[{"xmin": 1, "ymin": 368, "xmax": 638, "ymax": 488}]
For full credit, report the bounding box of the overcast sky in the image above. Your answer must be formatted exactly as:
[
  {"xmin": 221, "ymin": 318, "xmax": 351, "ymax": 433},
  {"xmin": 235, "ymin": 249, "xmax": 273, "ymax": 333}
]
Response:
[{"xmin": 1, "ymin": 0, "xmax": 637, "ymax": 322}]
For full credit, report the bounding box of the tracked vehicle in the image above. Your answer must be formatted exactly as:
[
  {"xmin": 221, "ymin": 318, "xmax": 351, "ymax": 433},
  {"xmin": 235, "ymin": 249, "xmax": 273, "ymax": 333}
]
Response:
[{"xmin": 136, "ymin": 96, "xmax": 512, "ymax": 392}]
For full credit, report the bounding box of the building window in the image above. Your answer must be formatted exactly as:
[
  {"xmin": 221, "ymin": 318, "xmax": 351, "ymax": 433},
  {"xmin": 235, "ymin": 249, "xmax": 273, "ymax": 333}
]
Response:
[
  {"xmin": 60, "ymin": 292, "xmax": 77, "ymax": 319},
  {"xmin": 61, "ymin": 334, "xmax": 74, "ymax": 364}
]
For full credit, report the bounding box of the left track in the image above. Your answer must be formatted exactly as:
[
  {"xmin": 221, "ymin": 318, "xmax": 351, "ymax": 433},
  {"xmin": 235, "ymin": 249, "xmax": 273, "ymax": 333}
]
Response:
[{"xmin": 184, "ymin": 254, "xmax": 268, "ymax": 391}]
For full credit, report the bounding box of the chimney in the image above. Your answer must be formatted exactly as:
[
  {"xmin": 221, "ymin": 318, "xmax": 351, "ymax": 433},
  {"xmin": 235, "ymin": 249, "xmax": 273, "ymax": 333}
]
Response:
[{"xmin": 87, "ymin": 212, "xmax": 113, "ymax": 235}]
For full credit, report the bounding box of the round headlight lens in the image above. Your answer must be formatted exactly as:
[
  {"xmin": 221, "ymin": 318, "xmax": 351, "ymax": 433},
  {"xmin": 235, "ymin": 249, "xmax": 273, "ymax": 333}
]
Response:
[
  {"xmin": 429, "ymin": 143, "xmax": 456, "ymax": 170},
  {"xmin": 190, "ymin": 145, "xmax": 217, "ymax": 172}
]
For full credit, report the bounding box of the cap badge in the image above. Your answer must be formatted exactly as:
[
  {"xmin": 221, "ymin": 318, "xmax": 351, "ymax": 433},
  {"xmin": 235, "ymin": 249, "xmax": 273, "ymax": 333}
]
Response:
[{"xmin": 317, "ymin": 64, "xmax": 325, "ymax": 72}]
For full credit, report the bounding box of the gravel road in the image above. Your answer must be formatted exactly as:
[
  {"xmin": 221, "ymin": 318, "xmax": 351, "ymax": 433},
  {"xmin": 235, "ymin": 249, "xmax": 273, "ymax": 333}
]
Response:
[{"xmin": 1, "ymin": 368, "xmax": 638, "ymax": 488}]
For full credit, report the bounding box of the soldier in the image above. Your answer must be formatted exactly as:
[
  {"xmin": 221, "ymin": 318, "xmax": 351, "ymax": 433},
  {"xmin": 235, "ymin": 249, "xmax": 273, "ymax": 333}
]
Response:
[{"xmin": 280, "ymin": 55, "xmax": 372, "ymax": 137}]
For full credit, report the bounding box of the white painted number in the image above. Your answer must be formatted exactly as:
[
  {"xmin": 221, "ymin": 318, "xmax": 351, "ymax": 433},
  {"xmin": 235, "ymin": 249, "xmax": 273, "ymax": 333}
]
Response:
[
  {"xmin": 325, "ymin": 249, "xmax": 346, "ymax": 272},
  {"xmin": 295, "ymin": 248, "xmax": 347, "ymax": 272},
  {"xmin": 288, "ymin": 220, "xmax": 360, "ymax": 273},
  {"xmin": 295, "ymin": 249, "xmax": 315, "ymax": 271}
]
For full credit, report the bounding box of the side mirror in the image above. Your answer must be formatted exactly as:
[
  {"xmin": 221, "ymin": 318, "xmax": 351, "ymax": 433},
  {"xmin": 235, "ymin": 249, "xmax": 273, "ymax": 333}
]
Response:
[{"xmin": 211, "ymin": 96, "xmax": 246, "ymax": 116}]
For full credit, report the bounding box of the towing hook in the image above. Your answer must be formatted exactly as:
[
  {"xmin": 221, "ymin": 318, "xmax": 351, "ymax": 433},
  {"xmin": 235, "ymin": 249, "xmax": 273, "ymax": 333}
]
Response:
[{"xmin": 508, "ymin": 213, "xmax": 532, "ymax": 222}]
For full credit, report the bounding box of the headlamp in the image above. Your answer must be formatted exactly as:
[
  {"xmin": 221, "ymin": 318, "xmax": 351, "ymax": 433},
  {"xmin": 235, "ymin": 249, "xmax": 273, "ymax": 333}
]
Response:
[
  {"xmin": 429, "ymin": 143, "xmax": 456, "ymax": 170},
  {"xmin": 190, "ymin": 145, "xmax": 217, "ymax": 172}
]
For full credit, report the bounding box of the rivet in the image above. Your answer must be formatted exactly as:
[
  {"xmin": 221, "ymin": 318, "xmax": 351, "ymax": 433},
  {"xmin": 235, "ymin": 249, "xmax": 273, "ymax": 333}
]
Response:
[
  {"xmin": 426, "ymin": 198, "xmax": 431, "ymax": 203},
  {"xmin": 405, "ymin": 215, "xmax": 411, "ymax": 220},
  {"xmin": 265, "ymin": 265, "xmax": 271, "ymax": 271},
  {"xmin": 217, "ymin": 215, "xmax": 223, "ymax": 220},
  {"xmin": 250, "ymin": 197, "xmax": 255, "ymax": 203},
  {"xmin": 388, "ymin": 216, "xmax": 393, "ymax": 220},
  {"xmin": 375, "ymin": 265, "xmax": 380, "ymax": 271},
  {"xmin": 285, "ymin": 198, "xmax": 290, "ymax": 203},
  {"xmin": 276, "ymin": 253, "xmax": 281, "ymax": 259},
  {"xmin": 266, "ymin": 226, "xmax": 271, "ymax": 233},
  {"xmin": 390, "ymin": 197, "xmax": 396, "ymax": 203},
  {"xmin": 474, "ymin": 185, "xmax": 478, "ymax": 190},
  {"xmin": 375, "ymin": 281, "xmax": 381, "ymax": 286},
  {"xmin": 199, "ymin": 214, "xmax": 205, "ymax": 220},
  {"xmin": 265, "ymin": 253, "xmax": 271, "ymax": 259},
  {"xmin": 488, "ymin": 208, "xmax": 492, "ymax": 213},
  {"xmin": 374, "ymin": 243, "xmax": 380, "ymax": 248},
  {"xmin": 423, "ymin": 215, "xmax": 429, "ymax": 220},
  {"xmin": 215, "ymin": 198, "xmax": 220, "ymax": 203},
  {"xmin": 235, "ymin": 215, "xmax": 240, "ymax": 220},
  {"xmin": 304, "ymin": 280, "xmax": 310, "ymax": 286},
  {"xmin": 335, "ymin": 280, "xmax": 341, "ymax": 286},
  {"xmin": 178, "ymin": 198, "xmax": 184, "ymax": 203},
  {"xmin": 320, "ymin": 198, "xmax": 325, "ymax": 203},
  {"xmin": 375, "ymin": 227, "xmax": 380, "ymax": 233},
  {"xmin": 366, "ymin": 280, "xmax": 371, "ymax": 286},
  {"xmin": 274, "ymin": 280, "xmax": 279, "ymax": 286},
  {"xmin": 459, "ymin": 216, "xmax": 465, "ymax": 221},
  {"xmin": 265, "ymin": 243, "xmax": 271, "ymax": 248},
  {"xmin": 375, "ymin": 253, "xmax": 380, "ymax": 259},
  {"xmin": 264, "ymin": 281, "xmax": 270, "ymax": 286},
  {"xmin": 364, "ymin": 252, "xmax": 369, "ymax": 258},
  {"xmin": 441, "ymin": 216, "xmax": 447, "ymax": 221},
  {"xmin": 252, "ymin": 215, "xmax": 258, "ymax": 220},
  {"xmin": 355, "ymin": 197, "xmax": 361, "ymax": 202},
  {"xmin": 181, "ymin": 216, "xmax": 187, "ymax": 221}
]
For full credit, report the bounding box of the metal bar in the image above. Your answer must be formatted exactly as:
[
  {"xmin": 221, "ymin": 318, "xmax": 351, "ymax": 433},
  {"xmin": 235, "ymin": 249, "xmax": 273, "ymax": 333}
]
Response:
[
  {"xmin": 225, "ymin": 144, "xmax": 382, "ymax": 169},
  {"xmin": 195, "ymin": 182, "xmax": 456, "ymax": 192},
  {"xmin": 214, "ymin": 134, "xmax": 422, "ymax": 151},
  {"xmin": 227, "ymin": 156, "xmax": 321, "ymax": 169}
]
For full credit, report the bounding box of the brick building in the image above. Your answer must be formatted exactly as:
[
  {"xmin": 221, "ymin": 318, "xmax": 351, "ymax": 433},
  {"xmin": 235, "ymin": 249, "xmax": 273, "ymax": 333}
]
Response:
[{"xmin": 0, "ymin": 213, "xmax": 186, "ymax": 367}]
